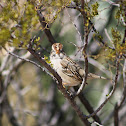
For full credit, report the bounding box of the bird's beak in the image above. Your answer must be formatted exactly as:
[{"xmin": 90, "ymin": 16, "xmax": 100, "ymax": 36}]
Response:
[{"xmin": 56, "ymin": 50, "xmax": 60, "ymax": 54}]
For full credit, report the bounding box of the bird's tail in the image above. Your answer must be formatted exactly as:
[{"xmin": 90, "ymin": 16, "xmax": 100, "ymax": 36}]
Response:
[{"xmin": 87, "ymin": 73, "xmax": 107, "ymax": 80}]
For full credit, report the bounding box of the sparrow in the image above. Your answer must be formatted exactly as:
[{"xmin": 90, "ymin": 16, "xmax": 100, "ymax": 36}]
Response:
[{"xmin": 50, "ymin": 43, "xmax": 106, "ymax": 87}]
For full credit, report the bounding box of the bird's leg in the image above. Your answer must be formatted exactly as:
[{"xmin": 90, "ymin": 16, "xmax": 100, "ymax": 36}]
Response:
[
  {"xmin": 62, "ymin": 83, "xmax": 72, "ymax": 90},
  {"xmin": 62, "ymin": 82, "xmax": 67, "ymax": 88},
  {"xmin": 62, "ymin": 83, "xmax": 76, "ymax": 99},
  {"xmin": 62, "ymin": 83, "xmax": 74, "ymax": 96},
  {"xmin": 67, "ymin": 86, "xmax": 71, "ymax": 90}
]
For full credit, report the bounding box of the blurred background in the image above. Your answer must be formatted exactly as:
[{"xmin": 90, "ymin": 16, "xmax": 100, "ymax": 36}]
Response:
[{"xmin": 0, "ymin": 0, "xmax": 125, "ymax": 126}]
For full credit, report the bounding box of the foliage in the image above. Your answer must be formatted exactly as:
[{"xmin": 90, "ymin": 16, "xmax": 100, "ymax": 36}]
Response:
[
  {"xmin": 0, "ymin": 0, "xmax": 39, "ymax": 48},
  {"xmin": 39, "ymin": 0, "xmax": 72, "ymax": 24}
]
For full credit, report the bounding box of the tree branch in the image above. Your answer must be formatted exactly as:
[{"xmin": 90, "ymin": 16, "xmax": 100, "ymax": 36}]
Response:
[
  {"xmin": 75, "ymin": 0, "xmax": 89, "ymax": 95},
  {"xmin": 114, "ymin": 103, "xmax": 119, "ymax": 126},
  {"xmin": 118, "ymin": 59, "xmax": 126, "ymax": 108},
  {"xmin": 102, "ymin": 58, "xmax": 126, "ymax": 124},
  {"xmin": 3, "ymin": 48, "xmax": 55, "ymax": 80},
  {"xmin": 36, "ymin": 8, "xmax": 56, "ymax": 44},
  {"xmin": 74, "ymin": 86, "xmax": 101, "ymax": 124},
  {"xmin": 105, "ymin": 0, "xmax": 120, "ymax": 7},
  {"xmin": 86, "ymin": 56, "xmax": 120, "ymax": 119}
]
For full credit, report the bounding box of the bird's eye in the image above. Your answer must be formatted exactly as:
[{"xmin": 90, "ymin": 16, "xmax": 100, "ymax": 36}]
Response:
[
  {"xmin": 54, "ymin": 46, "xmax": 57, "ymax": 50},
  {"xmin": 59, "ymin": 44, "xmax": 63, "ymax": 50}
]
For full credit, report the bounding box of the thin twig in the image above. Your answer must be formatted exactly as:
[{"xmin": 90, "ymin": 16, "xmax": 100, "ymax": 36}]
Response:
[
  {"xmin": 102, "ymin": 59, "xmax": 126, "ymax": 124},
  {"xmin": 104, "ymin": 28, "xmax": 115, "ymax": 48},
  {"xmin": 66, "ymin": 9, "xmax": 83, "ymax": 44},
  {"xmin": 86, "ymin": 57, "xmax": 120, "ymax": 119},
  {"xmin": 67, "ymin": 1, "xmax": 115, "ymax": 50},
  {"xmin": 105, "ymin": 0, "xmax": 120, "ymax": 7},
  {"xmin": 75, "ymin": 0, "xmax": 89, "ymax": 96},
  {"xmin": 88, "ymin": 57, "xmax": 112, "ymax": 77},
  {"xmin": 66, "ymin": 6, "xmax": 77, "ymax": 9},
  {"xmin": 3, "ymin": 47, "xmax": 55, "ymax": 80},
  {"xmin": 122, "ymin": 6, "xmax": 126, "ymax": 43},
  {"xmin": 0, "ymin": 49, "xmax": 13, "ymax": 72},
  {"xmin": 75, "ymin": 78, "xmax": 86, "ymax": 96},
  {"xmin": 91, "ymin": 121, "xmax": 103, "ymax": 126},
  {"xmin": 118, "ymin": 59, "xmax": 126, "ymax": 108}
]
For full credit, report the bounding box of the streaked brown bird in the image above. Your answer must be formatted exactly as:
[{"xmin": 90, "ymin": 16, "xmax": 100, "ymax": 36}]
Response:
[{"xmin": 50, "ymin": 43, "xmax": 106, "ymax": 87}]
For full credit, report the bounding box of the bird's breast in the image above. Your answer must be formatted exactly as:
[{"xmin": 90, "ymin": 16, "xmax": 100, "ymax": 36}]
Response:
[
  {"xmin": 50, "ymin": 58, "xmax": 62, "ymax": 70},
  {"xmin": 50, "ymin": 57, "xmax": 81, "ymax": 86}
]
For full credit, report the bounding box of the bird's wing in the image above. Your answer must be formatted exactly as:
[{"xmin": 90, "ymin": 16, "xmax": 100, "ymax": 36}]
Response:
[{"xmin": 60, "ymin": 56, "xmax": 83, "ymax": 81}]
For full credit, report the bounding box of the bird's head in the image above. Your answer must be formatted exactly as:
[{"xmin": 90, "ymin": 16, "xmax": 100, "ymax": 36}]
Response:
[{"xmin": 52, "ymin": 43, "xmax": 63, "ymax": 54}]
